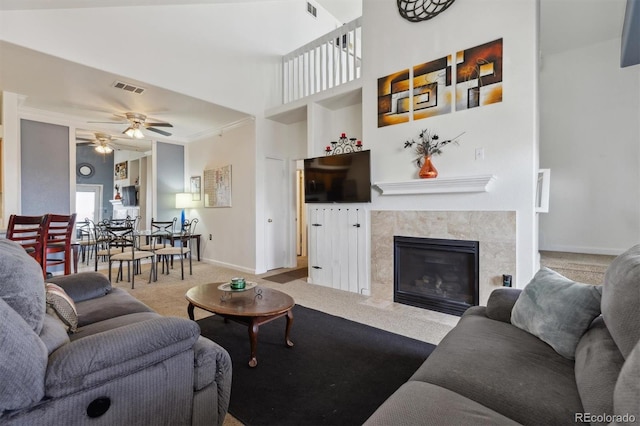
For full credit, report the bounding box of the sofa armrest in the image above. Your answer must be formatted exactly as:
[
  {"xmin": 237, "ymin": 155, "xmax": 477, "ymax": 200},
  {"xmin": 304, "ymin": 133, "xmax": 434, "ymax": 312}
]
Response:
[
  {"xmin": 193, "ymin": 336, "xmax": 232, "ymax": 422},
  {"xmin": 485, "ymin": 287, "xmax": 522, "ymax": 323},
  {"xmin": 47, "ymin": 272, "xmax": 112, "ymax": 303},
  {"xmin": 45, "ymin": 317, "xmax": 200, "ymax": 397}
]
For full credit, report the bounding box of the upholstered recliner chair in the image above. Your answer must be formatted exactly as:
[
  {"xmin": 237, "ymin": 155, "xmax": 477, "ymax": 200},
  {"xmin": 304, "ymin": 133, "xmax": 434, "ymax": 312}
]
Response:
[{"xmin": 0, "ymin": 239, "xmax": 232, "ymax": 425}]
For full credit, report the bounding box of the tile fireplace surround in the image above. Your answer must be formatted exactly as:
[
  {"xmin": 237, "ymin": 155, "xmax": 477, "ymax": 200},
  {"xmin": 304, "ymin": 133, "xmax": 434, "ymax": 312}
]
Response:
[{"xmin": 371, "ymin": 211, "xmax": 516, "ymax": 307}]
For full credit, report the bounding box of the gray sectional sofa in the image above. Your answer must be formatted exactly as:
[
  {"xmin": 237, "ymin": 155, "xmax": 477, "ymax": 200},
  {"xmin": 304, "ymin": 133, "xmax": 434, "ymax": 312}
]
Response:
[
  {"xmin": 0, "ymin": 239, "xmax": 232, "ymax": 425},
  {"xmin": 365, "ymin": 245, "xmax": 640, "ymax": 425}
]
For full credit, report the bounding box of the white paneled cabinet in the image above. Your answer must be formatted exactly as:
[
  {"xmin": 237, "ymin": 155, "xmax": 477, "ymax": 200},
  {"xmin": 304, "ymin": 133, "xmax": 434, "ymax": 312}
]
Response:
[{"xmin": 308, "ymin": 207, "xmax": 367, "ymax": 294}]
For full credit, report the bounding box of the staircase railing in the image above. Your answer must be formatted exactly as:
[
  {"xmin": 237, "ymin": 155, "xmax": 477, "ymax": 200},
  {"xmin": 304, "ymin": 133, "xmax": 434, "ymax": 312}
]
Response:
[{"xmin": 283, "ymin": 17, "xmax": 362, "ymax": 104}]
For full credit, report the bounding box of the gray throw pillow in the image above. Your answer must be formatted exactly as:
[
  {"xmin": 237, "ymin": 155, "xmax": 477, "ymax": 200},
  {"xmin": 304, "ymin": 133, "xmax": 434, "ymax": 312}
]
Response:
[{"xmin": 511, "ymin": 267, "xmax": 602, "ymax": 359}]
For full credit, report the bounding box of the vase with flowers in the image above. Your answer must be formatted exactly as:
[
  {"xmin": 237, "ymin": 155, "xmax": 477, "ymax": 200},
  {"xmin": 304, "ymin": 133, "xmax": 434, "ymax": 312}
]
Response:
[{"xmin": 403, "ymin": 129, "xmax": 465, "ymax": 178}]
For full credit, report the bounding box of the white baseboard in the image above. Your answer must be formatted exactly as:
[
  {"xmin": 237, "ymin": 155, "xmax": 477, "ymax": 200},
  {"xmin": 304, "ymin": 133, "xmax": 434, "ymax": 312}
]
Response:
[
  {"xmin": 539, "ymin": 244, "xmax": 626, "ymax": 256},
  {"xmin": 201, "ymin": 258, "xmax": 256, "ymax": 275}
]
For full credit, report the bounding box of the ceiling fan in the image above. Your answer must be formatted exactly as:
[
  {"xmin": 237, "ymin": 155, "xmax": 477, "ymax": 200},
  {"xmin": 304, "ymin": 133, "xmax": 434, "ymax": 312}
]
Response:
[
  {"xmin": 90, "ymin": 112, "xmax": 173, "ymax": 139},
  {"xmin": 76, "ymin": 132, "xmax": 118, "ymax": 154}
]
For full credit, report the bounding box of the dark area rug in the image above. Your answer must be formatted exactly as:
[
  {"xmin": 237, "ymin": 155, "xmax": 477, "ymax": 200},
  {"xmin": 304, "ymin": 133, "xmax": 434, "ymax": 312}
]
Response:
[
  {"xmin": 262, "ymin": 267, "xmax": 308, "ymax": 284},
  {"xmin": 197, "ymin": 305, "xmax": 436, "ymax": 426}
]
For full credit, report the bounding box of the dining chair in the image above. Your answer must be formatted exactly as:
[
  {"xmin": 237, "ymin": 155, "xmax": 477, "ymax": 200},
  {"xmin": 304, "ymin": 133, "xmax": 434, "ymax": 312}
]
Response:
[
  {"xmin": 131, "ymin": 215, "xmax": 142, "ymax": 232},
  {"xmin": 76, "ymin": 218, "xmax": 96, "ymax": 265},
  {"xmin": 43, "ymin": 213, "xmax": 77, "ymax": 276},
  {"xmin": 105, "ymin": 223, "xmax": 156, "ymax": 288},
  {"xmin": 6, "ymin": 214, "xmax": 48, "ymax": 275},
  {"xmin": 154, "ymin": 218, "xmax": 196, "ymax": 280},
  {"xmin": 109, "ymin": 217, "xmax": 129, "ymax": 227},
  {"xmin": 92, "ymin": 220, "xmax": 112, "ymax": 271},
  {"xmin": 138, "ymin": 218, "xmax": 177, "ymax": 252}
]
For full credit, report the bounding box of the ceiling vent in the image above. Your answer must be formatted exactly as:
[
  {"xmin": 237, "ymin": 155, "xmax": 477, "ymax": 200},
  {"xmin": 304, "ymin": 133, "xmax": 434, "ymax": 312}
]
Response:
[
  {"xmin": 112, "ymin": 80, "xmax": 146, "ymax": 95},
  {"xmin": 307, "ymin": 2, "xmax": 317, "ymax": 18}
]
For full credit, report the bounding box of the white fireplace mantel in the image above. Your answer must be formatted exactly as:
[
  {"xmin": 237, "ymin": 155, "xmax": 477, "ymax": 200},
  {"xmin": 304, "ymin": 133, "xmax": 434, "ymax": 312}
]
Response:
[{"xmin": 373, "ymin": 174, "xmax": 497, "ymax": 195}]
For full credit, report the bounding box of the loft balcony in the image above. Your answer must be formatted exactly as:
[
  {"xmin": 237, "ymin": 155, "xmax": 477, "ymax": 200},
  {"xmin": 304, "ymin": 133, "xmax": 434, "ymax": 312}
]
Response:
[{"xmin": 282, "ymin": 17, "xmax": 362, "ymax": 104}]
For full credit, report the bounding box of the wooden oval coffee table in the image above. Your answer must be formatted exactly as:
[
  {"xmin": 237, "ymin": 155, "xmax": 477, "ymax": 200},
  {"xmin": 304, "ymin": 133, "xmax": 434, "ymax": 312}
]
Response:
[{"xmin": 186, "ymin": 283, "xmax": 295, "ymax": 367}]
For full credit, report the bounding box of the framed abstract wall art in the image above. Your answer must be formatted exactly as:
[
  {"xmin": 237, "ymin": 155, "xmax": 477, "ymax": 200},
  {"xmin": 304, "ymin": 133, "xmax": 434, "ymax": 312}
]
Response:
[
  {"xmin": 115, "ymin": 161, "xmax": 128, "ymax": 180},
  {"xmin": 413, "ymin": 55, "xmax": 453, "ymax": 120},
  {"xmin": 203, "ymin": 165, "xmax": 232, "ymax": 208},
  {"xmin": 377, "ymin": 69, "xmax": 411, "ymax": 127},
  {"xmin": 190, "ymin": 175, "xmax": 201, "ymax": 201},
  {"xmin": 376, "ymin": 37, "xmax": 504, "ymax": 126},
  {"xmin": 455, "ymin": 38, "xmax": 503, "ymax": 111}
]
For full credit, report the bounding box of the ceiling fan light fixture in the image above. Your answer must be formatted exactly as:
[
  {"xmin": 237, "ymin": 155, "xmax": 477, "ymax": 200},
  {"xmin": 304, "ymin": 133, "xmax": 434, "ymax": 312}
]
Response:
[
  {"xmin": 124, "ymin": 125, "xmax": 145, "ymax": 139},
  {"xmin": 133, "ymin": 128, "xmax": 144, "ymax": 139},
  {"xmin": 95, "ymin": 144, "xmax": 113, "ymax": 154}
]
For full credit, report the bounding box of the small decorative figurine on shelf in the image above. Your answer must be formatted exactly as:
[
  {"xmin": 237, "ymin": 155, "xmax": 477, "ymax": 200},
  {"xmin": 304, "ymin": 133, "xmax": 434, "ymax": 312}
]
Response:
[
  {"xmin": 325, "ymin": 133, "xmax": 363, "ymax": 155},
  {"xmin": 114, "ymin": 184, "xmax": 121, "ymax": 200}
]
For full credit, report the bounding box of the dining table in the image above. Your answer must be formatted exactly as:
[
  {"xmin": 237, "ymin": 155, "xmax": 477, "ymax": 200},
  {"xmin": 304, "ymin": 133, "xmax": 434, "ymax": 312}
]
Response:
[{"xmin": 136, "ymin": 230, "xmax": 202, "ymax": 261}]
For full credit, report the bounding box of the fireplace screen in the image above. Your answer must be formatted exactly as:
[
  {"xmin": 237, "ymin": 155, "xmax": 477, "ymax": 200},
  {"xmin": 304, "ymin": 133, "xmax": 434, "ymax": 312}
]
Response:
[{"xmin": 394, "ymin": 236, "xmax": 479, "ymax": 316}]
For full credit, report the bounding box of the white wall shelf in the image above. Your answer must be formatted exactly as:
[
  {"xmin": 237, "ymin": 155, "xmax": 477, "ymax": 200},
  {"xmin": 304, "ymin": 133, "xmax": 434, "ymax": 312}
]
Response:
[{"xmin": 373, "ymin": 175, "xmax": 497, "ymax": 195}]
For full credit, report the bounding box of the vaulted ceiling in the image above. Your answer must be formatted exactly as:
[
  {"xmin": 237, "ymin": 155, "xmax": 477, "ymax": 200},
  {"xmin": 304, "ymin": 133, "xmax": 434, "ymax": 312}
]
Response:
[{"xmin": 0, "ymin": 0, "xmax": 630, "ymax": 148}]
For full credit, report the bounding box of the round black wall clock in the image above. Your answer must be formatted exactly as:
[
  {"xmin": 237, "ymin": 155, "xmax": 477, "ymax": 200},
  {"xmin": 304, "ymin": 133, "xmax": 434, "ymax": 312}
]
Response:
[{"xmin": 397, "ymin": 0, "xmax": 457, "ymax": 22}]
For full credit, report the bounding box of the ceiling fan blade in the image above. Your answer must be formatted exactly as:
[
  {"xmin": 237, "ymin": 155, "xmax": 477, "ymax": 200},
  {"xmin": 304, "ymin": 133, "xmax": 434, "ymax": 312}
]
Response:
[
  {"xmin": 87, "ymin": 120, "xmax": 129, "ymax": 124},
  {"xmin": 76, "ymin": 142, "xmax": 95, "ymax": 146},
  {"xmin": 146, "ymin": 127, "xmax": 172, "ymax": 137},
  {"xmin": 76, "ymin": 137, "xmax": 94, "ymax": 142},
  {"xmin": 145, "ymin": 122, "xmax": 173, "ymax": 128}
]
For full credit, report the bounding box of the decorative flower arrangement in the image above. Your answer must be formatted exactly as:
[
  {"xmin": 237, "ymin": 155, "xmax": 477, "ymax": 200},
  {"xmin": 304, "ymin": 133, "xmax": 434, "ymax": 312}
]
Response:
[{"xmin": 403, "ymin": 129, "xmax": 465, "ymax": 167}]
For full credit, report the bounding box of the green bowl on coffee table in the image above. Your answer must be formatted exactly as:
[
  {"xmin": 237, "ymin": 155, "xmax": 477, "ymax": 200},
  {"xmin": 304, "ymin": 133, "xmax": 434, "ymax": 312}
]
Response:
[{"xmin": 230, "ymin": 277, "xmax": 246, "ymax": 290}]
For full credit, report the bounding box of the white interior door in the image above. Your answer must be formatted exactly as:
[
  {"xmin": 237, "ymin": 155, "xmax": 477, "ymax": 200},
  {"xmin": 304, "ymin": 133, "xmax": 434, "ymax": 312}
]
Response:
[{"xmin": 265, "ymin": 158, "xmax": 287, "ymax": 271}]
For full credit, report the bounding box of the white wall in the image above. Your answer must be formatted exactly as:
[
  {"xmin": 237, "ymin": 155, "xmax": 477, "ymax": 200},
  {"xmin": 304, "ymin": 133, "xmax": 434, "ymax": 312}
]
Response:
[
  {"xmin": 0, "ymin": 1, "xmax": 342, "ymax": 271},
  {"xmin": 186, "ymin": 122, "xmax": 256, "ymax": 272},
  {"xmin": 0, "ymin": 2, "xmax": 340, "ymax": 115},
  {"xmin": 358, "ymin": 0, "xmax": 540, "ymax": 286},
  {"xmin": 539, "ymin": 38, "xmax": 640, "ymax": 254},
  {"xmin": 1, "ymin": 92, "xmax": 20, "ymax": 227}
]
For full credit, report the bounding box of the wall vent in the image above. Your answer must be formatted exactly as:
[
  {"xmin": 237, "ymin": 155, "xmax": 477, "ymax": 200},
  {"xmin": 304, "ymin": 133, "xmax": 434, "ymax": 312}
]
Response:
[
  {"xmin": 112, "ymin": 81, "xmax": 146, "ymax": 95},
  {"xmin": 307, "ymin": 2, "xmax": 317, "ymax": 17}
]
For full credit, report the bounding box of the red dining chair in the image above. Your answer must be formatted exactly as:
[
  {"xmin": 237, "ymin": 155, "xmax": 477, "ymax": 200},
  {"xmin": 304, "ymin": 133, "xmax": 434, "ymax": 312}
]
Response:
[
  {"xmin": 6, "ymin": 214, "xmax": 48, "ymax": 275},
  {"xmin": 42, "ymin": 213, "xmax": 77, "ymax": 276}
]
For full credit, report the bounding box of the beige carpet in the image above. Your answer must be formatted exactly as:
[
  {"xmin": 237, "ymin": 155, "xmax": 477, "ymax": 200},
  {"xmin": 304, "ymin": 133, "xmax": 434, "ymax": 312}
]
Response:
[
  {"xmin": 83, "ymin": 258, "xmax": 459, "ymax": 426},
  {"xmin": 94, "ymin": 260, "xmax": 460, "ymax": 344}
]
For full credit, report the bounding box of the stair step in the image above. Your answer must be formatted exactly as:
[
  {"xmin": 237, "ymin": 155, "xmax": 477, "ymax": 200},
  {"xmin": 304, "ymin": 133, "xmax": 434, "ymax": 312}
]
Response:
[{"xmin": 540, "ymin": 251, "xmax": 616, "ymax": 285}]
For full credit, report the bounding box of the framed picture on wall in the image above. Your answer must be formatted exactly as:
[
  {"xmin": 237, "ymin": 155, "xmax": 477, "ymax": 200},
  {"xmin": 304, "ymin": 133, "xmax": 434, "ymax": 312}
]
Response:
[
  {"xmin": 115, "ymin": 161, "xmax": 128, "ymax": 180},
  {"xmin": 203, "ymin": 165, "xmax": 232, "ymax": 208},
  {"xmin": 190, "ymin": 176, "xmax": 201, "ymax": 201}
]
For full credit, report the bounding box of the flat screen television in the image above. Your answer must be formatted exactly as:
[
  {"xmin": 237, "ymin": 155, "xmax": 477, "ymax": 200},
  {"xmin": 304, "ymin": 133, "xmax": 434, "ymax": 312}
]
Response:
[
  {"xmin": 121, "ymin": 185, "xmax": 138, "ymax": 206},
  {"xmin": 304, "ymin": 150, "xmax": 371, "ymax": 203}
]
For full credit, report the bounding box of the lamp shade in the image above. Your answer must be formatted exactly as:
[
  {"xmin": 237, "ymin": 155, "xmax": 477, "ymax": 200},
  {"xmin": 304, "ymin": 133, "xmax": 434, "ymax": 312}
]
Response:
[
  {"xmin": 176, "ymin": 192, "xmax": 193, "ymax": 228},
  {"xmin": 175, "ymin": 193, "xmax": 193, "ymax": 209}
]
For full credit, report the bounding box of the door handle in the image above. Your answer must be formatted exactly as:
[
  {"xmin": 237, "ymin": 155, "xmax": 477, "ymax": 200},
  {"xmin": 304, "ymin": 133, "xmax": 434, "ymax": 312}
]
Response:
[{"xmin": 268, "ymin": 219, "xmax": 273, "ymax": 223}]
